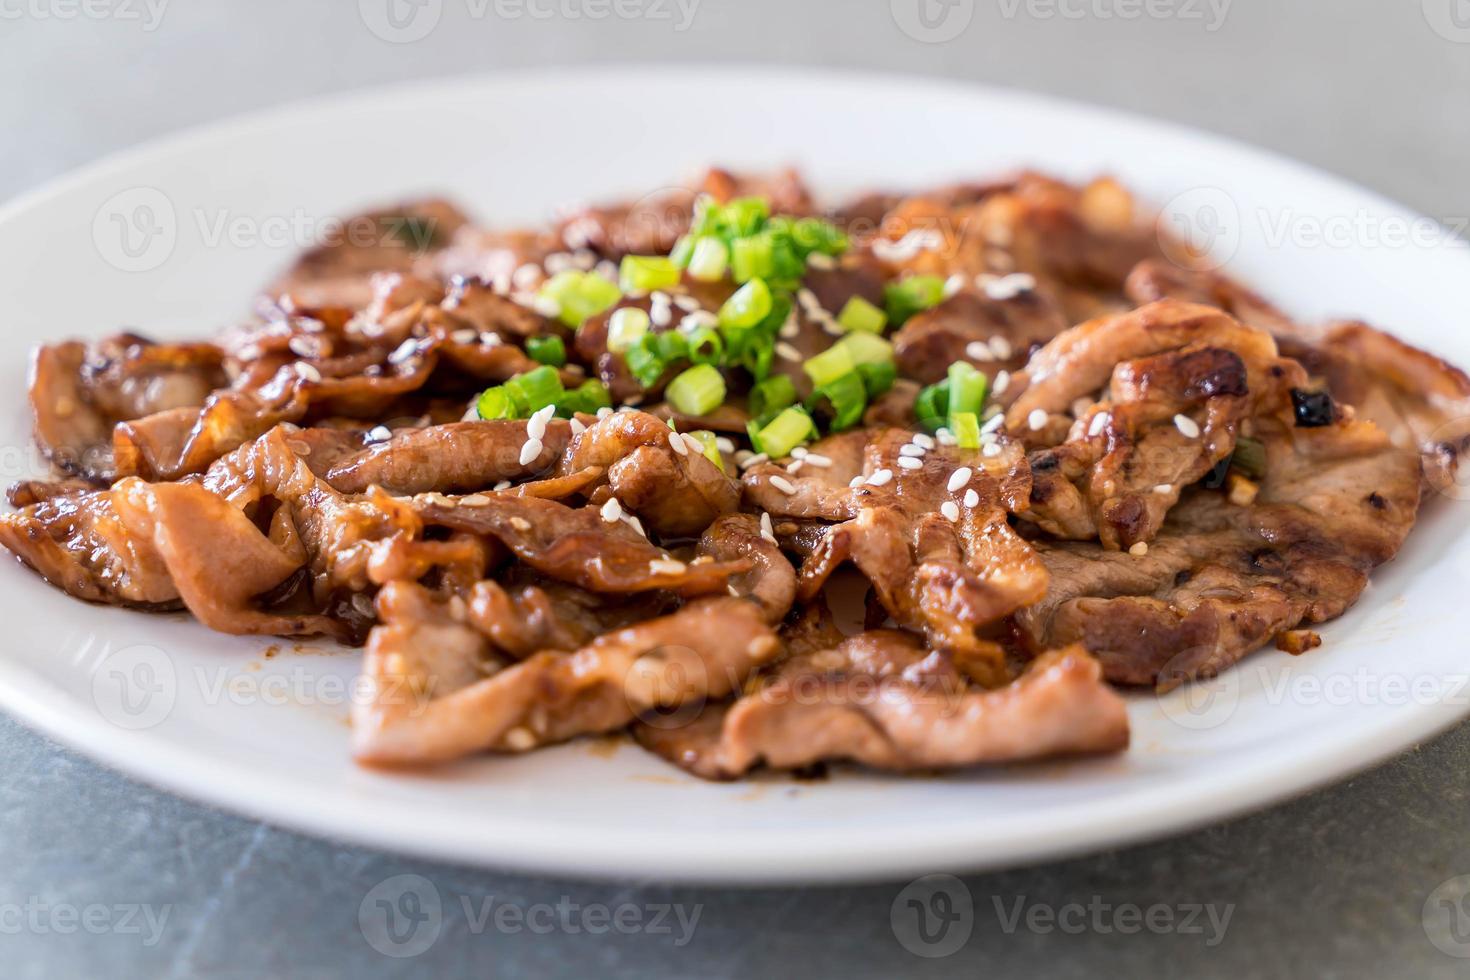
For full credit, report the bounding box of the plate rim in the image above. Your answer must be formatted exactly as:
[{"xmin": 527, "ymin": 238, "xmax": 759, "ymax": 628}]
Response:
[{"xmin": 2, "ymin": 64, "xmax": 1467, "ymax": 885}]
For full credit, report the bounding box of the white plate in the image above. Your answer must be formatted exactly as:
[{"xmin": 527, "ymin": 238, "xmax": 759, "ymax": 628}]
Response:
[{"xmin": 2, "ymin": 68, "xmax": 1468, "ymax": 884}]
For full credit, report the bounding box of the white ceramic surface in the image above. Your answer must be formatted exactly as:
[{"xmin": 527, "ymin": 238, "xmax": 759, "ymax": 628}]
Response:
[{"xmin": 1, "ymin": 67, "xmax": 1467, "ymax": 884}]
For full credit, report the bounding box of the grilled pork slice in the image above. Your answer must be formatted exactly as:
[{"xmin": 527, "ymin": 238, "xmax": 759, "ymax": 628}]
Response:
[
  {"xmin": 747, "ymin": 427, "xmax": 1046, "ymax": 685},
  {"xmin": 353, "ymin": 584, "xmax": 781, "ymax": 766},
  {"xmin": 1015, "ymin": 417, "xmax": 1422, "ymax": 687},
  {"xmin": 632, "ymin": 629, "xmax": 1128, "ymax": 779}
]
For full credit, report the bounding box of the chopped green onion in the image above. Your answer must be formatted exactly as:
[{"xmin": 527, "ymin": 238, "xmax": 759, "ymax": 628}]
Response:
[
  {"xmin": 669, "ymin": 235, "xmax": 695, "ymax": 268},
  {"xmin": 651, "ymin": 331, "xmax": 689, "ymax": 363},
  {"xmin": 539, "ymin": 270, "xmax": 620, "ymax": 329},
  {"xmin": 505, "ymin": 365, "xmax": 563, "ymax": 412},
  {"xmin": 722, "ymin": 197, "xmax": 769, "ymax": 237},
  {"xmin": 857, "ymin": 359, "xmax": 897, "ymax": 398},
  {"xmin": 688, "ymin": 430, "xmax": 725, "ymax": 472},
  {"xmin": 625, "ymin": 343, "xmax": 666, "ymax": 388},
  {"xmin": 687, "ymin": 237, "xmax": 729, "ymax": 282},
  {"xmin": 606, "ymin": 307, "xmax": 650, "ymax": 354},
  {"xmin": 525, "ymin": 334, "xmax": 566, "ymax": 367},
  {"xmin": 803, "ymin": 343, "xmax": 856, "ymax": 388},
  {"xmin": 1231, "ymin": 436, "xmax": 1267, "ymax": 479},
  {"xmin": 685, "ymin": 327, "xmax": 725, "ymax": 365},
  {"xmin": 884, "ymin": 275, "xmax": 947, "ymax": 325},
  {"xmin": 555, "ymin": 379, "xmax": 612, "ymax": 417},
  {"xmin": 739, "ymin": 338, "xmax": 775, "ymax": 382},
  {"xmin": 731, "ymin": 234, "xmax": 774, "ymax": 283},
  {"xmin": 810, "ymin": 372, "xmax": 867, "ymax": 431},
  {"xmin": 619, "ymin": 255, "xmax": 681, "ymax": 293},
  {"xmin": 790, "ymin": 217, "xmax": 849, "ymax": 256},
  {"xmin": 837, "ymin": 295, "xmax": 888, "ymax": 335},
  {"xmin": 756, "ymin": 406, "xmax": 815, "ymax": 459},
  {"xmin": 952, "ymin": 411, "xmax": 981, "ymax": 449},
  {"xmin": 718, "ymin": 278, "xmax": 773, "ymax": 330},
  {"xmin": 749, "ymin": 375, "xmax": 797, "ymax": 420},
  {"xmin": 947, "ymin": 361, "xmax": 989, "ymax": 423},
  {"xmin": 833, "ymin": 331, "xmax": 894, "ymax": 367},
  {"xmin": 665, "ymin": 364, "xmax": 727, "ymax": 416},
  {"xmin": 475, "ymin": 386, "xmax": 519, "ymax": 420},
  {"xmin": 915, "ymin": 380, "xmax": 950, "ymax": 431}
]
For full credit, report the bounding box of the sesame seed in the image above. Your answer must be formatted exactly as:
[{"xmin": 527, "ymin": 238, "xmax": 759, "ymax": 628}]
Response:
[
  {"xmin": 519, "ymin": 438, "xmax": 543, "ymax": 466},
  {"xmin": 1129, "ymin": 541, "xmax": 1150, "ymax": 556},
  {"xmin": 947, "ymin": 467, "xmax": 973, "ymax": 492},
  {"xmin": 480, "ymin": 332, "xmax": 503, "ymax": 348},
  {"xmin": 450, "ymin": 327, "xmax": 478, "ymax": 345},
  {"xmin": 623, "ymin": 514, "xmax": 646, "ymax": 537},
  {"xmin": 1088, "ymin": 412, "xmax": 1111, "ymax": 437},
  {"xmin": 293, "ymin": 362, "xmax": 322, "ymax": 383},
  {"xmin": 683, "ymin": 434, "xmax": 705, "ymax": 456},
  {"xmin": 981, "ymin": 413, "xmax": 1006, "ymax": 434},
  {"xmin": 912, "ymin": 432, "xmax": 936, "ymax": 449},
  {"xmin": 738, "ymin": 452, "xmax": 769, "ymax": 470},
  {"xmin": 569, "ymin": 418, "xmax": 587, "ymax": 437},
  {"xmin": 779, "ymin": 315, "xmax": 800, "ymax": 339},
  {"xmin": 802, "ymin": 453, "xmax": 832, "ymax": 468},
  {"xmin": 650, "ymin": 304, "xmax": 672, "ymax": 328},
  {"xmin": 897, "ymin": 456, "xmax": 923, "ymax": 470},
  {"xmin": 1174, "ymin": 414, "xmax": 1201, "ymax": 438},
  {"xmin": 288, "ymin": 336, "xmax": 317, "ymax": 358},
  {"xmin": 943, "ymin": 273, "xmax": 966, "ymax": 298},
  {"xmin": 1028, "ymin": 409, "xmax": 1048, "ymax": 431},
  {"xmin": 600, "ymin": 497, "xmax": 623, "ymax": 523},
  {"xmin": 775, "ymin": 342, "xmax": 802, "ymax": 362},
  {"xmin": 649, "ymin": 559, "xmax": 687, "ymax": 576},
  {"xmin": 818, "ymin": 316, "xmax": 845, "ymax": 337},
  {"xmin": 769, "ymin": 475, "xmax": 797, "ymax": 494},
  {"xmin": 806, "ymin": 252, "xmax": 837, "ymax": 270},
  {"xmin": 366, "ymin": 425, "xmax": 392, "ymax": 443},
  {"xmin": 989, "ymin": 336, "xmax": 1013, "ymax": 360},
  {"xmin": 1154, "ymin": 484, "xmax": 1174, "ymax": 495},
  {"xmin": 493, "ymin": 480, "xmax": 512, "ymax": 491},
  {"xmin": 526, "ymin": 405, "xmax": 553, "ymax": 441},
  {"xmin": 796, "ymin": 288, "xmax": 822, "ymax": 313},
  {"xmin": 509, "ymin": 516, "xmax": 532, "ymax": 532},
  {"xmin": 512, "ymin": 263, "xmax": 541, "ymax": 289},
  {"xmin": 849, "ymin": 476, "xmax": 866, "ymax": 488},
  {"xmin": 716, "ymin": 436, "xmax": 736, "ymax": 453},
  {"xmin": 899, "ymin": 444, "xmax": 926, "ymax": 458},
  {"xmin": 982, "ymin": 443, "xmax": 1003, "ymax": 458},
  {"xmin": 668, "ymin": 431, "xmax": 689, "ymax": 455},
  {"xmin": 759, "ymin": 512, "xmax": 777, "ymax": 544},
  {"xmin": 674, "ymin": 294, "xmax": 701, "ymax": 312},
  {"xmin": 461, "ymin": 494, "xmax": 491, "ymax": 506},
  {"xmin": 545, "ymin": 252, "xmax": 574, "ymax": 274},
  {"xmin": 941, "ymin": 501, "xmax": 961, "ymax": 522},
  {"xmin": 532, "ymin": 296, "xmax": 562, "ymax": 319},
  {"xmin": 965, "ymin": 341, "xmax": 996, "ymax": 362},
  {"xmin": 964, "ymin": 488, "xmax": 980, "ymax": 508},
  {"xmin": 992, "ymin": 370, "xmax": 1011, "ymax": 395},
  {"xmin": 866, "ymin": 469, "xmax": 894, "ymax": 486},
  {"xmin": 596, "ymin": 406, "xmax": 613, "ymax": 419},
  {"xmin": 679, "ymin": 310, "xmax": 718, "ymax": 331},
  {"xmin": 786, "ymin": 460, "xmax": 803, "ymax": 475}
]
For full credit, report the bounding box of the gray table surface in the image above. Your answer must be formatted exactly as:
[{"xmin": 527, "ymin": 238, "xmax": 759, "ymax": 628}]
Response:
[{"xmin": 3, "ymin": 2, "xmax": 1470, "ymax": 977}]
